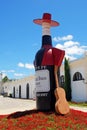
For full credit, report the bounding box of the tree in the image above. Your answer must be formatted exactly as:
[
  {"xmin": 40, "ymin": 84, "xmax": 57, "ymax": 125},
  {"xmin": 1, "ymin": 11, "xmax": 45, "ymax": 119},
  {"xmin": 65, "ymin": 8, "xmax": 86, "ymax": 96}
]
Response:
[
  {"xmin": 64, "ymin": 58, "xmax": 72, "ymax": 101},
  {"xmin": 2, "ymin": 76, "xmax": 9, "ymax": 83}
]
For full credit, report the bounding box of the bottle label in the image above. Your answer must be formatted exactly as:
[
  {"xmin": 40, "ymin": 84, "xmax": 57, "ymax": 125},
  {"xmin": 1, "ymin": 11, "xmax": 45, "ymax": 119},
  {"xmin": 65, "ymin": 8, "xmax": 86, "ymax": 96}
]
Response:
[{"xmin": 35, "ymin": 69, "xmax": 50, "ymax": 92}]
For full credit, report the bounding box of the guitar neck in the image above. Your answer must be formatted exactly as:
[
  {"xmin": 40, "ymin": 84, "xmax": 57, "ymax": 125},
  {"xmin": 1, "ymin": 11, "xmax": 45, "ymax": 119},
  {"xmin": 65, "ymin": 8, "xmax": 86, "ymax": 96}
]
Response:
[{"xmin": 54, "ymin": 65, "xmax": 59, "ymax": 88}]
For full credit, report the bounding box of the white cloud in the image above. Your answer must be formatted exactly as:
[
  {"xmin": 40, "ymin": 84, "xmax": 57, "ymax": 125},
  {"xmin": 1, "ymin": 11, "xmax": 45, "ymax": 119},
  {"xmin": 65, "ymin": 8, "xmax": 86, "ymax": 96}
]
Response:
[
  {"xmin": 0, "ymin": 70, "xmax": 15, "ymax": 79},
  {"xmin": 1, "ymin": 70, "xmax": 15, "ymax": 73},
  {"xmin": 54, "ymin": 35, "xmax": 87, "ymax": 61},
  {"xmin": 18, "ymin": 62, "xmax": 24, "ymax": 67},
  {"xmin": 65, "ymin": 45, "xmax": 84, "ymax": 55},
  {"xmin": 1, "ymin": 70, "xmax": 6, "ymax": 73},
  {"xmin": 55, "ymin": 44, "xmax": 64, "ymax": 50},
  {"xmin": 64, "ymin": 41, "xmax": 79, "ymax": 48},
  {"xmin": 14, "ymin": 73, "xmax": 25, "ymax": 77},
  {"xmin": 7, "ymin": 70, "xmax": 15, "ymax": 73},
  {"xmin": 25, "ymin": 63, "xmax": 34, "ymax": 69},
  {"xmin": 1, "ymin": 63, "xmax": 34, "ymax": 79},
  {"xmin": 53, "ymin": 35, "xmax": 73, "ymax": 42},
  {"xmin": 18, "ymin": 62, "xmax": 34, "ymax": 69},
  {"xmin": 81, "ymin": 45, "xmax": 87, "ymax": 49},
  {"xmin": 65, "ymin": 54, "xmax": 77, "ymax": 61}
]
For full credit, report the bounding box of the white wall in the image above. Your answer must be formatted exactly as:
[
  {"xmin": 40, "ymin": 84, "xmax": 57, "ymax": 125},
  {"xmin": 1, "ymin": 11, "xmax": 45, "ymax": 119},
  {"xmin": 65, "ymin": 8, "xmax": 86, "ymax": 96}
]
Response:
[
  {"xmin": 70, "ymin": 61, "xmax": 87, "ymax": 102},
  {"xmin": 72, "ymin": 81, "xmax": 87, "ymax": 102},
  {"xmin": 2, "ymin": 56, "xmax": 87, "ymax": 102},
  {"xmin": 2, "ymin": 76, "xmax": 36, "ymax": 99},
  {"xmin": 60, "ymin": 56, "xmax": 87, "ymax": 102}
]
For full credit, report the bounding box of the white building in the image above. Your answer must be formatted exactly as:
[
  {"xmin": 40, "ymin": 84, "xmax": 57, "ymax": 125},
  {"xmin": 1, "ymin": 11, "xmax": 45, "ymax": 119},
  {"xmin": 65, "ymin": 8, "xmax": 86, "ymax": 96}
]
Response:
[
  {"xmin": 60, "ymin": 54, "xmax": 87, "ymax": 102},
  {"xmin": 0, "ymin": 73, "xmax": 3, "ymax": 94},
  {"xmin": 1, "ymin": 54, "xmax": 87, "ymax": 102},
  {"xmin": 2, "ymin": 75, "xmax": 36, "ymax": 99}
]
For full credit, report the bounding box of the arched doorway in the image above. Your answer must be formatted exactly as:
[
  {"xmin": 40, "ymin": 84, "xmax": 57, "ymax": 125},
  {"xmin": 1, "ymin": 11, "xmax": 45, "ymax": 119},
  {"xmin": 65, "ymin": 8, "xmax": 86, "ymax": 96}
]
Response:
[
  {"xmin": 26, "ymin": 83, "xmax": 29, "ymax": 99},
  {"xmin": 13, "ymin": 87, "xmax": 15, "ymax": 98},
  {"xmin": 19, "ymin": 85, "xmax": 21, "ymax": 98}
]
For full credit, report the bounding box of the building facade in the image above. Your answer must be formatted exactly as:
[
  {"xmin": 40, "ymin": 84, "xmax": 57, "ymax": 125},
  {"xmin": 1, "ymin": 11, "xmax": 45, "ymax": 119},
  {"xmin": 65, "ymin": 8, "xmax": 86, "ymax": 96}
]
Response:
[
  {"xmin": 1, "ymin": 54, "xmax": 87, "ymax": 102},
  {"xmin": 2, "ymin": 76, "xmax": 36, "ymax": 99},
  {"xmin": 60, "ymin": 54, "xmax": 87, "ymax": 102}
]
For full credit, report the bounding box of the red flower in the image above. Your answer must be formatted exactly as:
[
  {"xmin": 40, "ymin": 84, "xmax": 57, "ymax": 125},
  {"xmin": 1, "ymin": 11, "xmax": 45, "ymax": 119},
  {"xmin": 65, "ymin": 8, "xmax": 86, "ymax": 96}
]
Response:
[{"xmin": 0, "ymin": 109, "xmax": 87, "ymax": 129}]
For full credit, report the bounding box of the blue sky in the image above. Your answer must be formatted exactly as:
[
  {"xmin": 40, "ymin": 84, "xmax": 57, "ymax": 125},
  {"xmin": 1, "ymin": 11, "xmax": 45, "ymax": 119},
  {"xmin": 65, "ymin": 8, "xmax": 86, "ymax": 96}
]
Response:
[{"xmin": 0, "ymin": 0, "xmax": 87, "ymax": 79}]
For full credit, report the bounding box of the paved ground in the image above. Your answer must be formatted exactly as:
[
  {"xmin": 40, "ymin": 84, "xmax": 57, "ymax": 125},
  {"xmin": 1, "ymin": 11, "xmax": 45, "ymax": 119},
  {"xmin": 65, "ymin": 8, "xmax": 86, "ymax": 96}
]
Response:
[
  {"xmin": 70, "ymin": 106, "xmax": 87, "ymax": 112},
  {"xmin": 0, "ymin": 96, "xmax": 36, "ymax": 115},
  {"xmin": 0, "ymin": 95, "xmax": 87, "ymax": 115}
]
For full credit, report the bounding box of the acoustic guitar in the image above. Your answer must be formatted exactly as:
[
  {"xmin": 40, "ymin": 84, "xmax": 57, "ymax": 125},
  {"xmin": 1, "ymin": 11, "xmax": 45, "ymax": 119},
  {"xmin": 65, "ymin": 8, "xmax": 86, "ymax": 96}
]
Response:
[{"xmin": 54, "ymin": 65, "xmax": 70, "ymax": 115}]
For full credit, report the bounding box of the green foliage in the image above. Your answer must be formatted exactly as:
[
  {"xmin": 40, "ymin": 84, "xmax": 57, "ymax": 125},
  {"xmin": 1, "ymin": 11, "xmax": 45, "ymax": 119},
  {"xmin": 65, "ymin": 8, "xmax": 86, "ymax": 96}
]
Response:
[
  {"xmin": 64, "ymin": 58, "xmax": 72, "ymax": 101},
  {"xmin": 2, "ymin": 76, "xmax": 9, "ymax": 83},
  {"xmin": 69, "ymin": 101, "xmax": 87, "ymax": 107}
]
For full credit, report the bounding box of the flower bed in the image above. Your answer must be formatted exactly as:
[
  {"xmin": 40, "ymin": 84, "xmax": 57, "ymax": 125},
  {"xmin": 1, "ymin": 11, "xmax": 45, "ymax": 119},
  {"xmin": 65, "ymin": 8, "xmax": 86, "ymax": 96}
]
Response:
[{"xmin": 0, "ymin": 109, "xmax": 87, "ymax": 130}]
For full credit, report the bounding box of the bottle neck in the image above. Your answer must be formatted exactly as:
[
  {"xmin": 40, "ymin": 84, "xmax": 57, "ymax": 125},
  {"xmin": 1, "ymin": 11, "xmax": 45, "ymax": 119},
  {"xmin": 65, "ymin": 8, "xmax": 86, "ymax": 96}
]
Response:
[
  {"xmin": 42, "ymin": 22, "xmax": 51, "ymax": 36},
  {"xmin": 42, "ymin": 35, "xmax": 52, "ymax": 47}
]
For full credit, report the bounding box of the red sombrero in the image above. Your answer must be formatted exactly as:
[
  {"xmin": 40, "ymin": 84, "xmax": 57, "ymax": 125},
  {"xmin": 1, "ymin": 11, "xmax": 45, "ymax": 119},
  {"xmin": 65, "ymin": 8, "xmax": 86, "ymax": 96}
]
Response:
[{"xmin": 33, "ymin": 13, "xmax": 59, "ymax": 27}]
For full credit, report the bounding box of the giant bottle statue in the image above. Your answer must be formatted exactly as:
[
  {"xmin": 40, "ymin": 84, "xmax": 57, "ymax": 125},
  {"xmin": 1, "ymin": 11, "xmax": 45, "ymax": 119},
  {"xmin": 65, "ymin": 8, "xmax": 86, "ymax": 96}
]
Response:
[{"xmin": 33, "ymin": 13, "xmax": 65, "ymax": 111}]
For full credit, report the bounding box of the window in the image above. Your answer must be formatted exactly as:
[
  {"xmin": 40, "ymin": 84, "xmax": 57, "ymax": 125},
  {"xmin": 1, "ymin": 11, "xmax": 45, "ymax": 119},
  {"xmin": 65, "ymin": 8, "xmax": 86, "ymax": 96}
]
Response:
[
  {"xmin": 73, "ymin": 72, "xmax": 83, "ymax": 81},
  {"xmin": 59, "ymin": 75, "xmax": 65, "ymax": 87}
]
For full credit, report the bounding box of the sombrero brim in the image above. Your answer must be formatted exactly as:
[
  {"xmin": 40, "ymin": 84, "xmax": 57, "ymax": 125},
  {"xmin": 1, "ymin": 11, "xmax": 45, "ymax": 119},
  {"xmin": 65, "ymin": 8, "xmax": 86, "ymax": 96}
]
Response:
[{"xmin": 33, "ymin": 19, "xmax": 59, "ymax": 27}]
